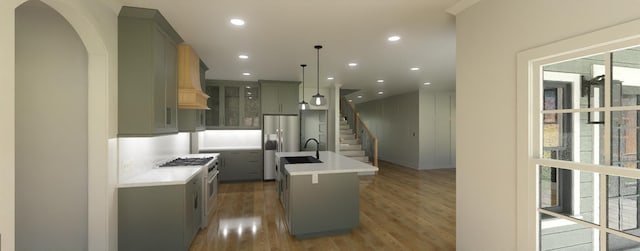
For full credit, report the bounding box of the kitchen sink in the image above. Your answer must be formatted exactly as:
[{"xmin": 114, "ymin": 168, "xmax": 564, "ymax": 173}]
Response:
[{"xmin": 282, "ymin": 156, "xmax": 322, "ymax": 164}]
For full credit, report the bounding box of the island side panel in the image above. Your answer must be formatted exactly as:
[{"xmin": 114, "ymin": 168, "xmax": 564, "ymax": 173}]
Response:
[{"xmin": 288, "ymin": 172, "xmax": 359, "ymax": 237}]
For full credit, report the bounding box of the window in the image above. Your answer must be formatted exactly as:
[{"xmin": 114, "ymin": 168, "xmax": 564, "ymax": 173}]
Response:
[{"xmin": 518, "ymin": 20, "xmax": 640, "ymax": 250}]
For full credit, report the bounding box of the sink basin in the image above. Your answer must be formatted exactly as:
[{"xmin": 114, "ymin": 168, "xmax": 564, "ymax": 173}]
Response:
[{"xmin": 283, "ymin": 156, "xmax": 322, "ymax": 164}]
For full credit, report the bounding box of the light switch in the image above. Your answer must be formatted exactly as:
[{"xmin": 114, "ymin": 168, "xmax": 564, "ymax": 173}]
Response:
[{"xmin": 312, "ymin": 173, "xmax": 318, "ymax": 184}]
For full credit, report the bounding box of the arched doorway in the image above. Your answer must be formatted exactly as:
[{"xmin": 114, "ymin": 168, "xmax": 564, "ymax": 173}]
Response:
[
  {"xmin": 15, "ymin": 1, "xmax": 88, "ymax": 249},
  {"xmin": 3, "ymin": 0, "xmax": 115, "ymax": 250}
]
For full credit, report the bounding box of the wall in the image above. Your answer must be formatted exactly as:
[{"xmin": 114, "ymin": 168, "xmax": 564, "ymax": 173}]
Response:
[
  {"xmin": 356, "ymin": 91, "xmax": 456, "ymax": 169},
  {"xmin": 119, "ymin": 133, "xmax": 191, "ymax": 181},
  {"xmin": 357, "ymin": 92, "xmax": 420, "ymax": 168},
  {"xmin": 300, "ymin": 110, "xmax": 328, "ymax": 150},
  {"xmin": 0, "ymin": 0, "xmax": 119, "ymax": 250},
  {"xmin": 419, "ymin": 90, "xmax": 456, "ymax": 169},
  {"xmin": 15, "ymin": 2, "xmax": 88, "ymax": 249},
  {"xmin": 456, "ymin": 1, "xmax": 640, "ymax": 250}
]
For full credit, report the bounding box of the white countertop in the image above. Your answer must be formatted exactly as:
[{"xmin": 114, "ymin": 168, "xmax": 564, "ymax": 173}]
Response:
[
  {"xmin": 118, "ymin": 167, "xmax": 203, "ymax": 188},
  {"xmin": 275, "ymin": 151, "xmax": 378, "ymax": 176},
  {"xmin": 118, "ymin": 153, "xmax": 219, "ymax": 188}
]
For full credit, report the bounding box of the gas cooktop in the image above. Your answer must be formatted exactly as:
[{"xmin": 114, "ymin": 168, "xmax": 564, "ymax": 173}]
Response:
[{"xmin": 159, "ymin": 157, "xmax": 213, "ymax": 167}]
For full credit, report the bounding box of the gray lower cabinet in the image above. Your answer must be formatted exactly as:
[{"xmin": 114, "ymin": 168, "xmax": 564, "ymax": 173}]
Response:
[
  {"xmin": 118, "ymin": 7, "xmax": 183, "ymax": 136},
  {"xmin": 260, "ymin": 80, "xmax": 300, "ymax": 115},
  {"xmin": 219, "ymin": 150, "xmax": 263, "ymax": 182},
  {"xmin": 119, "ymin": 173, "xmax": 202, "ymax": 251},
  {"xmin": 283, "ymin": 170, "xmax": 359, "ymax": 238}
]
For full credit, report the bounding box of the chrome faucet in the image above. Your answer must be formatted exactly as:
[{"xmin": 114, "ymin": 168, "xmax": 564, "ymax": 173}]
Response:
[{"xmin": 304, "ymin": 138, "xmax": 320, "ymax": 160}]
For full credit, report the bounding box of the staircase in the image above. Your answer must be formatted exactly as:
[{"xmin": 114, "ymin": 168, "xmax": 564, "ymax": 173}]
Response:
[{"xmin": 339, "ymin": 117, "xmax": 372, "ymax": 165}]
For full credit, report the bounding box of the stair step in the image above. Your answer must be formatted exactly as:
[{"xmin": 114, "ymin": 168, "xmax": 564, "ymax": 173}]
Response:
[
  {"xmin": 340, "ymin": 129, "xmax": 352, "ymax": 134},
  {"xmin": 340, "ymin": 125, "xmax": 350, "ymax": 130},
  {"xmin": 341, "ymin": 139, "xmax": 359, "ymax": 144},
  {"xmin": 340, "ymin": 144, "xmax": 362, "ymax": 150},
  {"xmin": 341, "ymin": 150, "xmax": 366, "ymax": 157},
  {"xmin": 339, "ymin": 120, "xmax": 348, "ymax": 125},
  {"xmin": 340, "ymin": 134, "xmax": 355, "ymax": 140}
]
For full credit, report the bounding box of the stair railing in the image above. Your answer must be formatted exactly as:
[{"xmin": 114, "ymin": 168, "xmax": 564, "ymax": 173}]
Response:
[{"xmin": 340, "ymin": 97, "xmax": 378, "ymax": 167}]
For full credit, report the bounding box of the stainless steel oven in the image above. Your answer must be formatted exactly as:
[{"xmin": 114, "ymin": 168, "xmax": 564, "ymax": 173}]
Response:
[{"xmin": 205, "ymin": 157, "xmax": 219, "ymax": 223}]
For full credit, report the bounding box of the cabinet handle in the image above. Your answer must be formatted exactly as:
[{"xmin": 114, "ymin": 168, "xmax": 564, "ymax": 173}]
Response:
[{"xmin": 194, "ymin": 192, "xmax": 198, "ymax": 209}]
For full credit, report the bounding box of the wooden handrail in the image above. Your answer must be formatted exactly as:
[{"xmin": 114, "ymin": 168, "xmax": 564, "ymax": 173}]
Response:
[
  {"xmin": 356, "ymin": 113, "xmax": 378, "ymax": 167},
  {"xmin": 341, "ymin": 97, "xmax": 378, "ymax": 167}
]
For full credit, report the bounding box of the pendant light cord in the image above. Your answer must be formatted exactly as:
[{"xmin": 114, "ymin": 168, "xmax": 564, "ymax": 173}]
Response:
[
  {"xmin": 301, "ymin": 64, "xmax": 306, "ymax": 98},
  {"xmin": 315, "ymin": 45, "xmax": 322, "ymax": 95}
]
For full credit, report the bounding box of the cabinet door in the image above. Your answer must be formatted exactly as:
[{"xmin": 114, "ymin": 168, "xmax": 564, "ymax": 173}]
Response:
[
  {"xmin": 184, "ymin": 178, "xmax": 195, "ymax": 249},
  {"xmin": 164, "ymin": 36, "xmax": 178, "ymax": 131},
  {"xmin": 279, "ymin": 84, "xmax": 299, "ymax": 115},
  {"xmin": 152, "ymin": 27, "xmax": 167, "ymax": 131},
  {"xmin": 261, "ymin": 84, "xmax": 279, "ymax": 114},
  {"xmin": 243, "ymin": 85, "xmax": 260, "ymax": 127},
  {"xmin": 224, "ymin": 86, "xmax": 240, "ymax": 127},
  {"xmin": 205, "ymin": 85, "xmax": 221, "ymax": 127},
  {"xmin": 198, "ymin": 110, "xmax": 205, "ymax": 130}
]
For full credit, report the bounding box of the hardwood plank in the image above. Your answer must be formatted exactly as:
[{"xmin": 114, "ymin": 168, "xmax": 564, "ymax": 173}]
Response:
[{"xmin": 189, "ymin": 160, "xmax": 456, "ymax": 250}]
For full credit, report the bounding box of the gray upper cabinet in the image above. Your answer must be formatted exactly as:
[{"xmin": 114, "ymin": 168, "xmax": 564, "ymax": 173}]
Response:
[
  {"xmin": 260, "ymin": 80, "xmax": 300, "ymax": 115},
  {"xmin": 118, "ymin": 7, "xmax": 183, "ymax": 136},
  {"xmin": 178, "ymin": 60, "xmax": 208, "ymax": 132},
  {"xmin": 204, "ymin": 80, "xmax": 260, "ymax": 129}
]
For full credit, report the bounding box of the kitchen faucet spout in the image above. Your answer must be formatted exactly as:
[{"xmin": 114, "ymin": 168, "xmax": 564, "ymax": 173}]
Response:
[{"xmin": 303, "ymin": 138, "xmax": 320, "ymax": 160}]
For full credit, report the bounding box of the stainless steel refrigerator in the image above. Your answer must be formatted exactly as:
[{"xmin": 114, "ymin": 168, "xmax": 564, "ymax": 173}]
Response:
[{"xmin": 263, "ymin": 115, "xmax": 300, "ymax": 180}]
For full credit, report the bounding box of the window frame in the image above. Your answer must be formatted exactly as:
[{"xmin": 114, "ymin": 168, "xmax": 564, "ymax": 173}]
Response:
[{"xmin": 517, "ymin": 18, "xmax": 640, "ymax": 250}]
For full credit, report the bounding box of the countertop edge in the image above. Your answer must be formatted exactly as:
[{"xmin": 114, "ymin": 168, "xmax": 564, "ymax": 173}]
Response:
[{"xmin": 118, "ymin": 166, "xmax": 204, "ymax": 188}]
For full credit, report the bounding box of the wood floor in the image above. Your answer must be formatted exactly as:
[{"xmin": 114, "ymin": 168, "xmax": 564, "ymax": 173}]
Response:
[{"xmin": 189, "ymin": 161, "xmax": 456, "ymax": 251}]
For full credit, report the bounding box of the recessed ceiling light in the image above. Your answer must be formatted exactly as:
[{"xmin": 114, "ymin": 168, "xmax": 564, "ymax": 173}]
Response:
[
  {"xmin": 348, "ymin": 99, "xmax": 353, "ymax": 102},
  {"xmin": 377, "ymin": 91, "xmax": 384, "ymax": 95},
  {"xmin": 242, "ymin": 72, "xmax": 251, "ymax": 76},
  {"xmin": 388, "ymin": 36, "xmax": 401, "ymax": 42},
  {"xmin": 246, "ymin": 86, "xmax": 251, "ymax": 89},
  {"xmin": 377, "ymin": 79, "xmax": 384, "ymax": 83},
  {"xmin": 247, "ymin": 92, "xmax": 252, "ymax": 95},
  {"xmin": 230, "ymin": 19, "xmax": 245, "ymax": 26},
  {"xmin": 357, "ymin": 95, "xmax": 363, "ymax": 99},
  {"xmin": 410, "ymin": 67, "xmax": 420, "ymax": 71},
  {"xmin": 423, "ymin": 82, "xmax": 432, "ymax": 85},
  {"xmin": 348, "ymin": 63, "xmax": 358, "ymax": 67},
  {"xmin": 238, "ymin": 55, "xmax": 249, "ymax": 59},
  {"xmin": 327, "ymin": 77, "xmax": 334, "ymax": 80}
]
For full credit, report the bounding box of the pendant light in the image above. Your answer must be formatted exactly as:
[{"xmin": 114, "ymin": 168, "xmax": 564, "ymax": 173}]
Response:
[
  {"xmin": 298, "ymin": 64, "xmax": 309, "ymax": 110},
  {"xmin": 311, "ymin": 45, "xmax": 326, "ymax": 106}
]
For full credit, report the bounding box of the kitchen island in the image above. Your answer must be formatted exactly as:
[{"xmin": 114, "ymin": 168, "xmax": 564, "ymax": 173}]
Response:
[{"xmin": 275, "ymin": 151, "xmax": 378, "ymax": 238}]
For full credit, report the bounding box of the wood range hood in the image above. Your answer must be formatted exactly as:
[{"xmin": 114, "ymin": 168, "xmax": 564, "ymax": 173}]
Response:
[{"xmin": 178, "ymin": 44, "xmax": 209, "ymax": 109}]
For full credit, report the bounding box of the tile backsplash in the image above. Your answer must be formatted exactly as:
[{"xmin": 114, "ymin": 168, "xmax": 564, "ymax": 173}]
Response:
[{"xmin": 118, "ymin": 133, "xmax": 190, "ymax": 181}]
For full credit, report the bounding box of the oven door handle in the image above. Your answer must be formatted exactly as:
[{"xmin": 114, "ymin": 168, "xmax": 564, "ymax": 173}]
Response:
[{"xmin": 207, "ymin": 171, "xmax": 218, "ymax": 183}]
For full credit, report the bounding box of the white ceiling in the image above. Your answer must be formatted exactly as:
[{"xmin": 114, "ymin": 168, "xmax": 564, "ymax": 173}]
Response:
[{"xmin": 121, "ymin": 0, "xmax": 459, "ymax": 103}]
